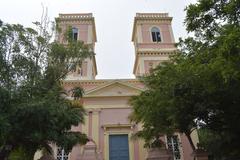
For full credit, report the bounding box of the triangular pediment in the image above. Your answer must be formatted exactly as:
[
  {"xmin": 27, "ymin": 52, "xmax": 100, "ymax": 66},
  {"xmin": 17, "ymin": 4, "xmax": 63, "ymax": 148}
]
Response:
[{"xmin": 84, "ymin": 80, "xmax": 143, "ymax": 97}]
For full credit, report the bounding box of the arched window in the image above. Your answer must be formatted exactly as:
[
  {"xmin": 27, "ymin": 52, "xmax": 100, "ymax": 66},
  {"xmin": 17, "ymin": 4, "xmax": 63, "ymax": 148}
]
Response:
[
  {"xmin": 151, "ymin": 27, "xmax": 161, "ymax": 42},
  {"xmin": 72, "ymin": 27, "xmax": 78, "ymax": 41}
]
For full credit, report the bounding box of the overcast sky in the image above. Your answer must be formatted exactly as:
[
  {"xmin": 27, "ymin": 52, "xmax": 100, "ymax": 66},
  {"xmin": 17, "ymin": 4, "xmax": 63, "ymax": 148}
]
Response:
[{"xmin": 0, "ymin": 0, "xmax": 196, "ymax": 79}]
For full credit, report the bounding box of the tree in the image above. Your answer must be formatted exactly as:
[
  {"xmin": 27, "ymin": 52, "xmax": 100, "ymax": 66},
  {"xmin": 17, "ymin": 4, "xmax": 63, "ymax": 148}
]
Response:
[
  {"xmin": 0, "ymin": 16, "xmax": 92, "ymax": 159},
  {"xmin": 71, "ymin": 87, "xmax": 85, "ymax": 100},
  {"xmin": 130, "ymin": 0, "xmax": 240, "ymax": 158}
]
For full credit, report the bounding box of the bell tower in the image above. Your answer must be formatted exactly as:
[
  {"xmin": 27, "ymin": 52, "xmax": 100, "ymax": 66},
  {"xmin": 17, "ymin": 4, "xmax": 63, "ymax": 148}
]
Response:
[
  {"xmin": 132, "ymin": 13, "xmax": 177, "ymax": 76},
  {"xmin": 56, "ymin": 13, "xmax": 97, "ymax": 80}
]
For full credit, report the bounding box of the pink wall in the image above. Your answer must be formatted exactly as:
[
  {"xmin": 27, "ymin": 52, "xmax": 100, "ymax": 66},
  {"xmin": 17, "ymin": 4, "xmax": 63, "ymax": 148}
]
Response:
[
  {"xmin": 180, "ymin": 133, "xmax": 194, "ymax": 160},
  {"xmin": 144, "ymin": 60, "xmax": 161, "ymax": 74},
  {"xmin": 83, "ymin": 97, "xmax": 130, "ymax": 106},
  {"xmin": 70, "ymin": 124, "xmax": 82, "ymax": 159},
  {"xmin": 70, "ymin": 144, "xmax": 81, "ymax": 160},
  {"xmin": 77, "ymin": 24, "xmax": 89, "ymax": 43},
  {"xmin": 82, "ymin": 61, "xmax": 88, "ymax": 76},
  {"xmin": 64, "ymin": 80, "xmax": 196, "ymax": 160},
  {"xmin": 80, "ymin": 82, "xmax": 105, "ymax": 91},
  {"xmin": 129, "ymin": 82, "xmax": 145, "ymax": 89},
  {"xmin": 133, "ymin": 126, "xmax": 140, "ymax": 160},
  {"xmin": 100, "ymin": 108, "xmax": 131, "ymax": 125},
  {"xmin": 58, "ymin": 23, "xmax": 89, "ymax": 43},
  {"xmin": 71, "ymin": 123, "xmax": 82, "ymax": 132},
  {"xmin": 99, "ymin": 108, "xmax": 132, "ymax": 159},
  {"xmin": 88, "ymin": 112, "xmax": 93, "ymax": 138},
  {"xmin": 141, "ymin": 24, "xmax": 172, "ymax": 43}
]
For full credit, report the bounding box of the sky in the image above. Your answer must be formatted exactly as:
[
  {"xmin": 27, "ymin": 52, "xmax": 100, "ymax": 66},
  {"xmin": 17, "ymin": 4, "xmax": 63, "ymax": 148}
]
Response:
[{"xmin": 0, "ymin": 0, "xmax": 196, "ymax": 79}]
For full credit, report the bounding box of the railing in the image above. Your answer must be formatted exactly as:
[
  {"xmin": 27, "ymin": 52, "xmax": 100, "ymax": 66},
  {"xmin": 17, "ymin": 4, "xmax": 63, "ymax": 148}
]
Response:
[
  {"xmin": 59, "ymin": 13, "xmax": 93, "ymax": 19},
  {"xmin": 136, "ymin": 13, "xmax": 169, "ymax": 18}
]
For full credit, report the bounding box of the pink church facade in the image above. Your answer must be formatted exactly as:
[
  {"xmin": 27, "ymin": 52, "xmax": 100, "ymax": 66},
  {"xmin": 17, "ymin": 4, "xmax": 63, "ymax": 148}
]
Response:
[{"xmin": 35, "ymin": 13, "xmax": 199, "ymax": 160}]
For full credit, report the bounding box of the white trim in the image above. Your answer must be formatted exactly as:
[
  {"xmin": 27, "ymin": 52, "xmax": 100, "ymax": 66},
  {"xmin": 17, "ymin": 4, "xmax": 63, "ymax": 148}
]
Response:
[
  {"xmin": 138, "ymin": 48, "xmax": 177, "ymax": 52},
  {"xmin": 85, "ymin": 80, "xmax": 144, "ymax": 95},
  {"xmin": 137, "ymin": 24, "xmax": 143, "ymax": 43},
  {"xmin": 87, "ymin": 25, "xmax": 92, "ymax": 43},
  {"xmin": 169, "ymin": 24, "xmax": 175, "ymax": 43},
  {"xmin": 104, "ymin": 127, "xmax": 134, "ymax": 160},
  {"xmin": 86, "ymin": 58, "xmax": 91, "ymax": 78},
  {"xmin": 140, "ymin": 58, "xmax": 145, "ymax": 74}
]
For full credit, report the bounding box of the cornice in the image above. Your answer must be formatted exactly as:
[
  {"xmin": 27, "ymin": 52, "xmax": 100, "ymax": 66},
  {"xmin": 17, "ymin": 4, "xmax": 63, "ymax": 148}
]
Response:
[
  {"xmin": 58, "ymin": 13, "xmax": 93, "ymax": 21},
  {"xmin": 102, "ymin": 124, "xmax": 132, "ymax": 131},
  {"xmin": 62, "ymin": 79, "xmax": 141, "ymax": 86},
  {"xmin": 84, "ymin": 80, "xmax": 144, "ymax": 96},
  {"xmin": 137, "ymin": 50, "xmax": 177, "ymax": 55}
]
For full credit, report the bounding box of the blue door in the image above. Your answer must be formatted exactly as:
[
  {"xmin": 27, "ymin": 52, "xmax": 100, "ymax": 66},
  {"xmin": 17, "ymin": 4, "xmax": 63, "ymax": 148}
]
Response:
[{"xmin": 109, "ymin": 134, "xmax": 129, "ymax": 160}]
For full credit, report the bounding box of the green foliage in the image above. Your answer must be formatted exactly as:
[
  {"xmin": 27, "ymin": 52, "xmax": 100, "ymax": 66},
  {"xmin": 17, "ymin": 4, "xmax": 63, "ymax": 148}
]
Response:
[
  {"xmin": 0, "ymin": 19, "xmax": 91, "ymax": 159},
  {"xmin": 71, "ymin": 87, "xmax": 85, "ymax": 100},
  {"xmin": 185, "ymin": 0, "xmax": 240, "ymax": 40},
  {"xmin": 198, "ymin": 129, "xmax": 223, "ymax": 159},
  {"xmin": 130, "ymin": 0, "xmax": 240, "ymax": 158},
  {"xmin": 8, "ymin": 147, "xmax": 32, "ymax": 160}
]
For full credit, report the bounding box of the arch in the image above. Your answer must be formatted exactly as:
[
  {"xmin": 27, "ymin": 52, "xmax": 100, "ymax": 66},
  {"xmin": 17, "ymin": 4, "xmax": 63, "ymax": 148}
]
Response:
[{"xmin": 151, "ymin": 27, "xmax": 161, "ymax": 42}]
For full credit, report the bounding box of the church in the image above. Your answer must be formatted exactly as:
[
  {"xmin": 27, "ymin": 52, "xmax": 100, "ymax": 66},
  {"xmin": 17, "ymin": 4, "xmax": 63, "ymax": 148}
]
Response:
[{"xmin": 38, "ymin": 13, "xmax": 199, "ymax": 160}]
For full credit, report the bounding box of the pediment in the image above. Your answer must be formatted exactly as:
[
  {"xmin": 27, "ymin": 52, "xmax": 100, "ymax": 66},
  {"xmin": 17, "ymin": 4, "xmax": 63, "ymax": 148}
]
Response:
[{"xmin": 84, "ymin": 81, "xmax": 143, "ymax": 97}]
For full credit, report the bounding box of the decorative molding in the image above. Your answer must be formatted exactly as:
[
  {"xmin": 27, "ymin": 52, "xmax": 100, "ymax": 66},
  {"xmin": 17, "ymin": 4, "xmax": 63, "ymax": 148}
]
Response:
[
  {"xmin": 62, "ymin": 79, "xmax": 141, "ymax": 86},
  {"xmin": 84, "ymin": 80, "xmax": 143, "ymax": 96},
  {"xmin": 86, "ymin": 108, "xmax": 101, "ymax": 114},
  {"xmin": 102, "ymin": 124, "xmax": 132, "ymax": 132},
  {"xmin": 83, "ymin": 105, "xmax": 131, "ymax": 110},
  {"xmin": 59, "ymin": 13, "xmax": 93, "ymax": 19},
  {"xmin": 137, "ymin": 50, "xmax": 177, "ymax": 55},
  {"xmin": 136, "ymin": 13, "xmax": 169, "ymax": 18}
]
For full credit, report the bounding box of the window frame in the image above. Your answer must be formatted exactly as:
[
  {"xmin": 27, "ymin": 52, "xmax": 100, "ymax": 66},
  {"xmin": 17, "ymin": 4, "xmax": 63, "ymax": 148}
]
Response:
[
  {"xmin": 150, "ymin": 26, "xmax": 162, "ymax": 43},
  {"xmin": 72, "ymin": 27, "xmax": 78, "ymax": 41},
  {"xmin": 56, "ymin": 147, "xmax": 69, "ymax": 160},
  {"xmin": 165, "ymin": 134, "xmax": 183, "ymax": 160}
]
